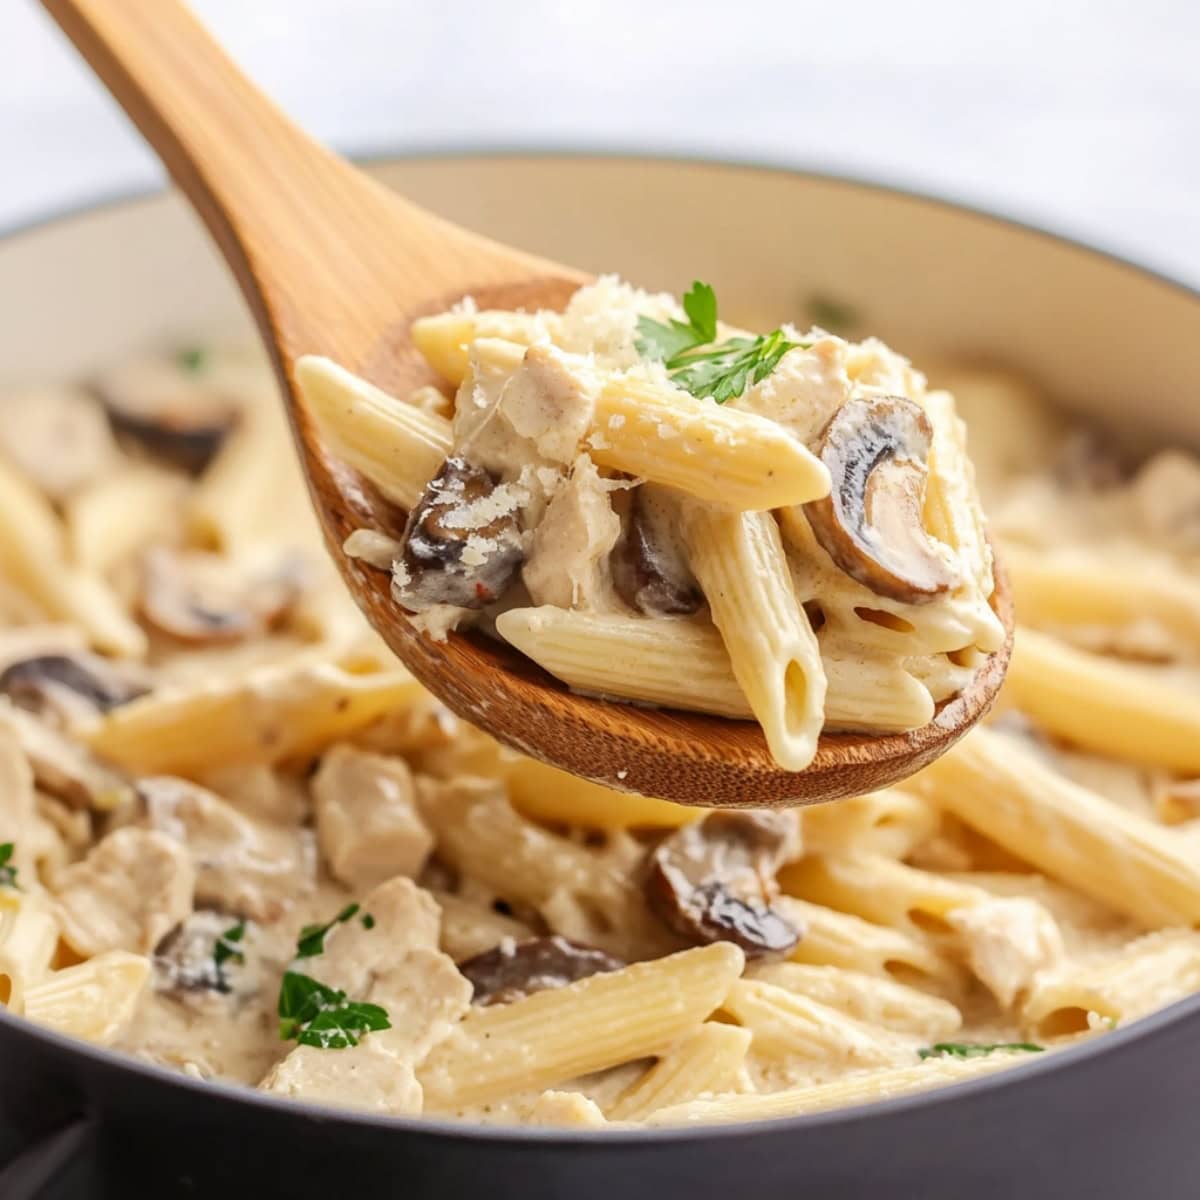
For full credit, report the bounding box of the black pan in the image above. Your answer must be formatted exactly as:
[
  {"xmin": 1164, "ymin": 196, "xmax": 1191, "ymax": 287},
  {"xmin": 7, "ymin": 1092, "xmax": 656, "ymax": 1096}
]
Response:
[{"xmin": 2, "ymin": 152, "xmax": 1199, "ymax": 1199}]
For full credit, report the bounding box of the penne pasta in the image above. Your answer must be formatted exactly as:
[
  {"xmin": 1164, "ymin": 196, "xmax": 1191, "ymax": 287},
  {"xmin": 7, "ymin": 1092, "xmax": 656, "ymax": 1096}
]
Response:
[
  {"xmin": 588, "ymin": 378, "xmax": 830, "ymax": 512},
  {"xmin": 914, "ymin": 727, "xmax": 1200, "ymax": 927},
  {"xmin": 295, "ymin": 356, "xmax": 453, "ymax": 509},
  {"xmin": 85, "ymin": 657, "xmax": 422, "ymax": 775},
  {"xmin": 646, "ymin": 1054, "xmax": 1022, "ymax": 1126},
  {"xmin": 723, "ymin": 979, "xmax": 912, "ymax": 1067},
  {"xmin": 412, "ymin": 308, "xmax": 562, "ymax": 387},
  {"xmin": 609, "ymin": 1023, "xmax": 752, "ymax": 1121},
  {"xmin": 1005, "ymin": 626, "xmax": 1200, "ymax": 772},
  {"xmin": 0, "ymin": 456, "xmax": 145, "ymax": 657},
  {"xmin": 679, "ymin": 506, "xmax": 825, "ymax": 770},
  {"xmin": 22, "ymin": 951, "xmax": 151, "ymax": 1046},
  {"xmin": 745, "ymin": 962, "xmax": 962, "ymax": 1040},
  {"xmin": 418, "ymin": 943, "xmax": 744, "ymax": 1110}
]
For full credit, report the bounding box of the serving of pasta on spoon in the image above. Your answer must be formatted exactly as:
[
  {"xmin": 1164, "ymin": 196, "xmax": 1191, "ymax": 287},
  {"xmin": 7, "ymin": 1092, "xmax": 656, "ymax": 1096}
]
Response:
[{"xmin": 40, "ymin": 0, "xmax": 1011, "ymax": 805}]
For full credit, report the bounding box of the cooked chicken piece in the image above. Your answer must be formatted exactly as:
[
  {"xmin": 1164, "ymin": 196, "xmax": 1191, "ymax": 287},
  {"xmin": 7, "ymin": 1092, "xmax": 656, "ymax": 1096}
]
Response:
[
  {"xmin": 140, "ymin": 776, "xmax": 316, "ymax": 923},
  {"xmin": 54, "ymin": 828, "xmax": 194, "ymax": 956},
  {"xmin": 312, "ymin": 745, "xmax": 433, "ymax": 891},
  {"xmin": 947, "ymin": 897, "xmax": 1064, "ymax": 1009},
  {"xmin": 523, "ymin": 455, "xmax": 621, "ymax": 611}
]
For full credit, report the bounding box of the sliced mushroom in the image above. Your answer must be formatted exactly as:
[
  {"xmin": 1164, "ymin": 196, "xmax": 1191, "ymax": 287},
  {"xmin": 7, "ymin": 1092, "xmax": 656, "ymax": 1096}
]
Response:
[
  {"xmin": 805, "ymin": 395, "xmax": 958, "ymax": 605},
  {"xmin": 0, "ymin": 653, "xmax": 150, "ymax": 725},
  {"xmin": 0, "ymin": 385, "xmax": 119, "ymax": 500},
  {"xmin": 393, "ymin": 456, "xmax": 524, "ymax": 611},
  {"xmin": 0, "ymin": 703, "xmax": 135, "ymax": 812},
  {"xmin": 140, "ymin": 546, "xmax": 307, "ymax": 644},
  {"xmin": 646, "ymin": 812, "xmax": 802, "ymax": 958},
  {"xmin": 611, "ymin": 487, "xmax": 702, "ymax": 616},
  {"xmin": 458, "ymin": 935, "xmax": 624, "ymax": 1006},
  {"xmin": 93, "ymin": 355, "xmax": 239, "ymax": 474},
  {"xmin": 153, "ymin": 909, "xmax": 250, "ymax": 995}
]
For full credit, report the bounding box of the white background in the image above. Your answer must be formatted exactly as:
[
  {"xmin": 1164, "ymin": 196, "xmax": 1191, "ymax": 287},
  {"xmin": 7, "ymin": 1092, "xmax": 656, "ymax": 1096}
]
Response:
[{"xmin": 3, "ymin": 1, "xmax": 1198, "ymax": 281}]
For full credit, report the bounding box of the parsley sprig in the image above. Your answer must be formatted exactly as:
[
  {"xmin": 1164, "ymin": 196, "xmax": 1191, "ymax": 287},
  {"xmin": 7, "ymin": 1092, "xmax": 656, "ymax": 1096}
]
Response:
[
  {"xmin": 918, "ymin": 1042, "xmax": 1043, "ymax": 1061},
  {"xmin": 278, "ymin": 971, "xmax": 391, "ymax": 1049},
  {"xmin": 635, "ymin": 281, "xmax": 808, "ymax": 404},
  {"xmin": 296, "ymin": 902, "xmax": 361, "ymax": 958},
  {"xmin": 0, "ymin": 843, "xmax": 20, "ymax": 890},
  {"xmin": 213, "ymin": 919, "xmax": 246, "ymax": 968},
  {"xmin": 277, "ymin": 901, "xmax": 389, "ymax": 1050}
]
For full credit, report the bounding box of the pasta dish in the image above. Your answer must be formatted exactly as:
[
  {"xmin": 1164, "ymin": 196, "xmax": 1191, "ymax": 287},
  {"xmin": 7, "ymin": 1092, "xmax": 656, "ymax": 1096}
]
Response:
[
  {"xmin": 304, "ymin": 279, "xmax": 1005, "ymax": 771},
  {"xmin": 1, "ymin": 323, "xmax": 1199, "ymax": 1128}
]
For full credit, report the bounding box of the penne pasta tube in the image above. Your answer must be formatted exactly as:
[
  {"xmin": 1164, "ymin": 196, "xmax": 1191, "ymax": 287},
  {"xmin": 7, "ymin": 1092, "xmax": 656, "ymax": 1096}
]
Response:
[
  {"xmin": 295, "ymin": 356, "xmax": 453, "ymax": 509},
  {"xmin": 22, "ymin": 951, "xmax": 151, "ymax": 1046},
  {"xmin": 1004, "ymin": 626, "xmax": 1200, "ymax": 773},
  {"xmin": 722, "ymin": 979, "xmax": 912, "ymax": 1066},
  {"xmin": 65, "ymin": 463, "xmax": 186, "ymax": 574},
  {"xmin": 84, "ymin": 658, "xmax": 422, "ymax": 776},
  {"xmin": 801, "ymin": 790, "xmax": 940, "ymax": 861},
  {"xmin": 746, "ymin": 962, "xmax": 962, "ymax": 1039},
  {"xmin": 1022, "ymin": 930, "xmax": 1200, "ymax": 1036},
  {"xmin": 779, "ymin": 897, "xmax": 959, "ymax": 994},
  {"xmin": 645, "ymin": 1054, "xmax": 1021, "ymax": 1125},
  {"xmin": 0, "ymin": 456, "xmax": 145, "ymax": 657},
  {"xmin": 609, "ymin": 1023, "xmax": 752, "ymax": 1122},
  {"xmin": 914, "ymin": 727, "xmax": 1200, "ymax": 927},
  {"xmin": 412, "ymin": 309, "xmax": 562, "ymax": 387},
  {"xmin": 495, "ymin": 607, "xmax": 934, "ymax": 735},
  {"xmin": 682, "ymin": 507, "xmax": 825, "ymax": 769},
  {"xmin": 0, "ymin": 890, "xmax": 61, "ymax": 1013},
  {"xmin": 418, "ymin": 943, "xmax": 744, "ymax": 1110},
  {"xmin": 589, "ymin": 378, "xmax": 830, "ymax": 512},
  {"xmin": 1004, "ymin": 544, "xmax": 1200, "ymax": 650},
  {"xmin": 503, "ymin": 756, "xmax": 697, "ymax": 831}
]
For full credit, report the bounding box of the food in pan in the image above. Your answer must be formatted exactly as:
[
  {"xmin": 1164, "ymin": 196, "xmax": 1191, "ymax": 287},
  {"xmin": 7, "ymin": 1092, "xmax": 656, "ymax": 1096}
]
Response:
[
  {"xmin": 305, "ymin": 279, "xmax": 1004, "ymax": 772},
  {"xmin": 2, "ymin": 335, "xmax": 1200, "ymax": 1127}
]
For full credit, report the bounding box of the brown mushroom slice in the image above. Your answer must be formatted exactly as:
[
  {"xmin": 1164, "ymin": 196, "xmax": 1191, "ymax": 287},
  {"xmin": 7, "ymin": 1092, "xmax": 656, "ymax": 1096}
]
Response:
[
  {"xmin": 611, "ymin": 487, "xmax": 703, "ymax": 616},
  {"xmin": 393, "ymin": 456, "xmax": 524, "ymax": 612},
  {"xmin": 647, "ymin": 812, "xmax": 802, "ymax": 958},
  {"xmin": 139, "ymin": 546, "xmax": 307, "ymax": 644},
  {"xmin": 1, "ymin": 703, "xmax": 135, "ymax": 812},
  {"xmin": 0, "ymin": 653, "xmax": 150, "ymax": 725},
  {"xmin": 93, "ymin": 356, "xmax": 239, "ymax": 474},
  {"xmin": 805, "ymin": 395, "xmax": 958, "ymax": 605},
  {"xmin": 457, "ymin": 935, "xmax": 624, "ymax": 1006}
]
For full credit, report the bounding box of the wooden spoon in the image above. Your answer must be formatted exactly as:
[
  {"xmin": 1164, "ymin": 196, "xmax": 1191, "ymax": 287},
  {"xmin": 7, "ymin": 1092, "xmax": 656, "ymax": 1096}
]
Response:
[{"xmin": 42, "ymin": 0, "xmax": 1012, "ymax": 806}]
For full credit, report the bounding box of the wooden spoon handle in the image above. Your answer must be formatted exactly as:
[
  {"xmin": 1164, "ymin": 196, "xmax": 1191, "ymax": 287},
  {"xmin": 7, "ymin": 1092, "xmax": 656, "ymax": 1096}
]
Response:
[{"xmin": 39, "ymin": 0, "xmax": 534, "ymax": 365}]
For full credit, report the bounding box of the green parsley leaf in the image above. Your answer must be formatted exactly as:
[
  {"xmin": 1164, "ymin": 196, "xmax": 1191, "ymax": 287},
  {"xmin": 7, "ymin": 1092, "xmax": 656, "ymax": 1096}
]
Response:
[
  {"xmin": 277, "ymin": 970, "xmax": 391, "ymax": 1050},
  {"xmin": 213, "ymin": 919, "xmax": 247, "ymax": 970},
  {"xmin": 176, "ymin": 346, "xmax": 208, "ymax": 373},
  {"xmin": 635, "ymin": 280, "xmax": 807, "ymax": 404},
  {"xmin": 635, "ymin": 280, "xmax": 718, "ymax": 363},
  {"xmin": 296, "ymin": 903, "xmax": 360, "ymax": 959},
  {"xmin": 0, "ymin": 843, "xmax": 20, "ymax": 890},
  {"xmin": 667, "ymin": 329, "xmax": 803, "ymax": 405},
  {"xmin": 918, "ymin": 1042, "xmax": 1043, "ymax": 1061},
  {"xmin": 361, "ymin": 913, "xmax": 376, "ymax": 930}
]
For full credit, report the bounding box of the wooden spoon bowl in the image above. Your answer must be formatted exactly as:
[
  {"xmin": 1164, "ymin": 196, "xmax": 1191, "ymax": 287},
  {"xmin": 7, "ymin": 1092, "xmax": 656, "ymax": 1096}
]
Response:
[{"xmin": 43, "ymin": 0, "xmax": 1013, "ymax": 806}]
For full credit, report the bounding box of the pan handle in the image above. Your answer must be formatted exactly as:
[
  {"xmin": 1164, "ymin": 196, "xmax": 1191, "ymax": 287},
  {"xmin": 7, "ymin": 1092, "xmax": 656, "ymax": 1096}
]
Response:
[{"xmin": 0, "ymin": 1117, "xmax": 98, "ymax": 1200}]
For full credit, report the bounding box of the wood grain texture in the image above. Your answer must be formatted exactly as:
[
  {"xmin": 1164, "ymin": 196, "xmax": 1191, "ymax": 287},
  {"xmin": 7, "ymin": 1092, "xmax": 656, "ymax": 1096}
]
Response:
[{"xmin": 41, "ymin": 0, "xmax": 1012, "ymax": 806}]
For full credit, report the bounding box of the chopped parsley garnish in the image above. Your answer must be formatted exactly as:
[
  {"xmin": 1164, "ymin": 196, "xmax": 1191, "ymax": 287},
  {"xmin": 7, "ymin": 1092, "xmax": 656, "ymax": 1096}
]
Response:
[
  {"xmin": 361, "ymin": 913, "xmax": 376, "ymax": 930},
  {"xmin": 636, "ymin": 280, "xmax": 808, "ymax": 404},
  {"xmin": 296, "ymin": 903, "xmax": 361, "ymax": 958},
  {"xmin": 213, "ymin": 919, "xmax": 247, "ymax": 969},
  {"xmin": 176, "ymin": 346, "xmax": 208, "ymax": 373},
  {"xmin": 277, "ymin": 970, "xmax": 391, "ymax": 1049},
  {"xmin": 0, "ymin": 843, "xmax": 20, "ymax": 890},
  {"xmin": 918, "ymin": 1042, "xmax": 1043, "ymax": 1061}
]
